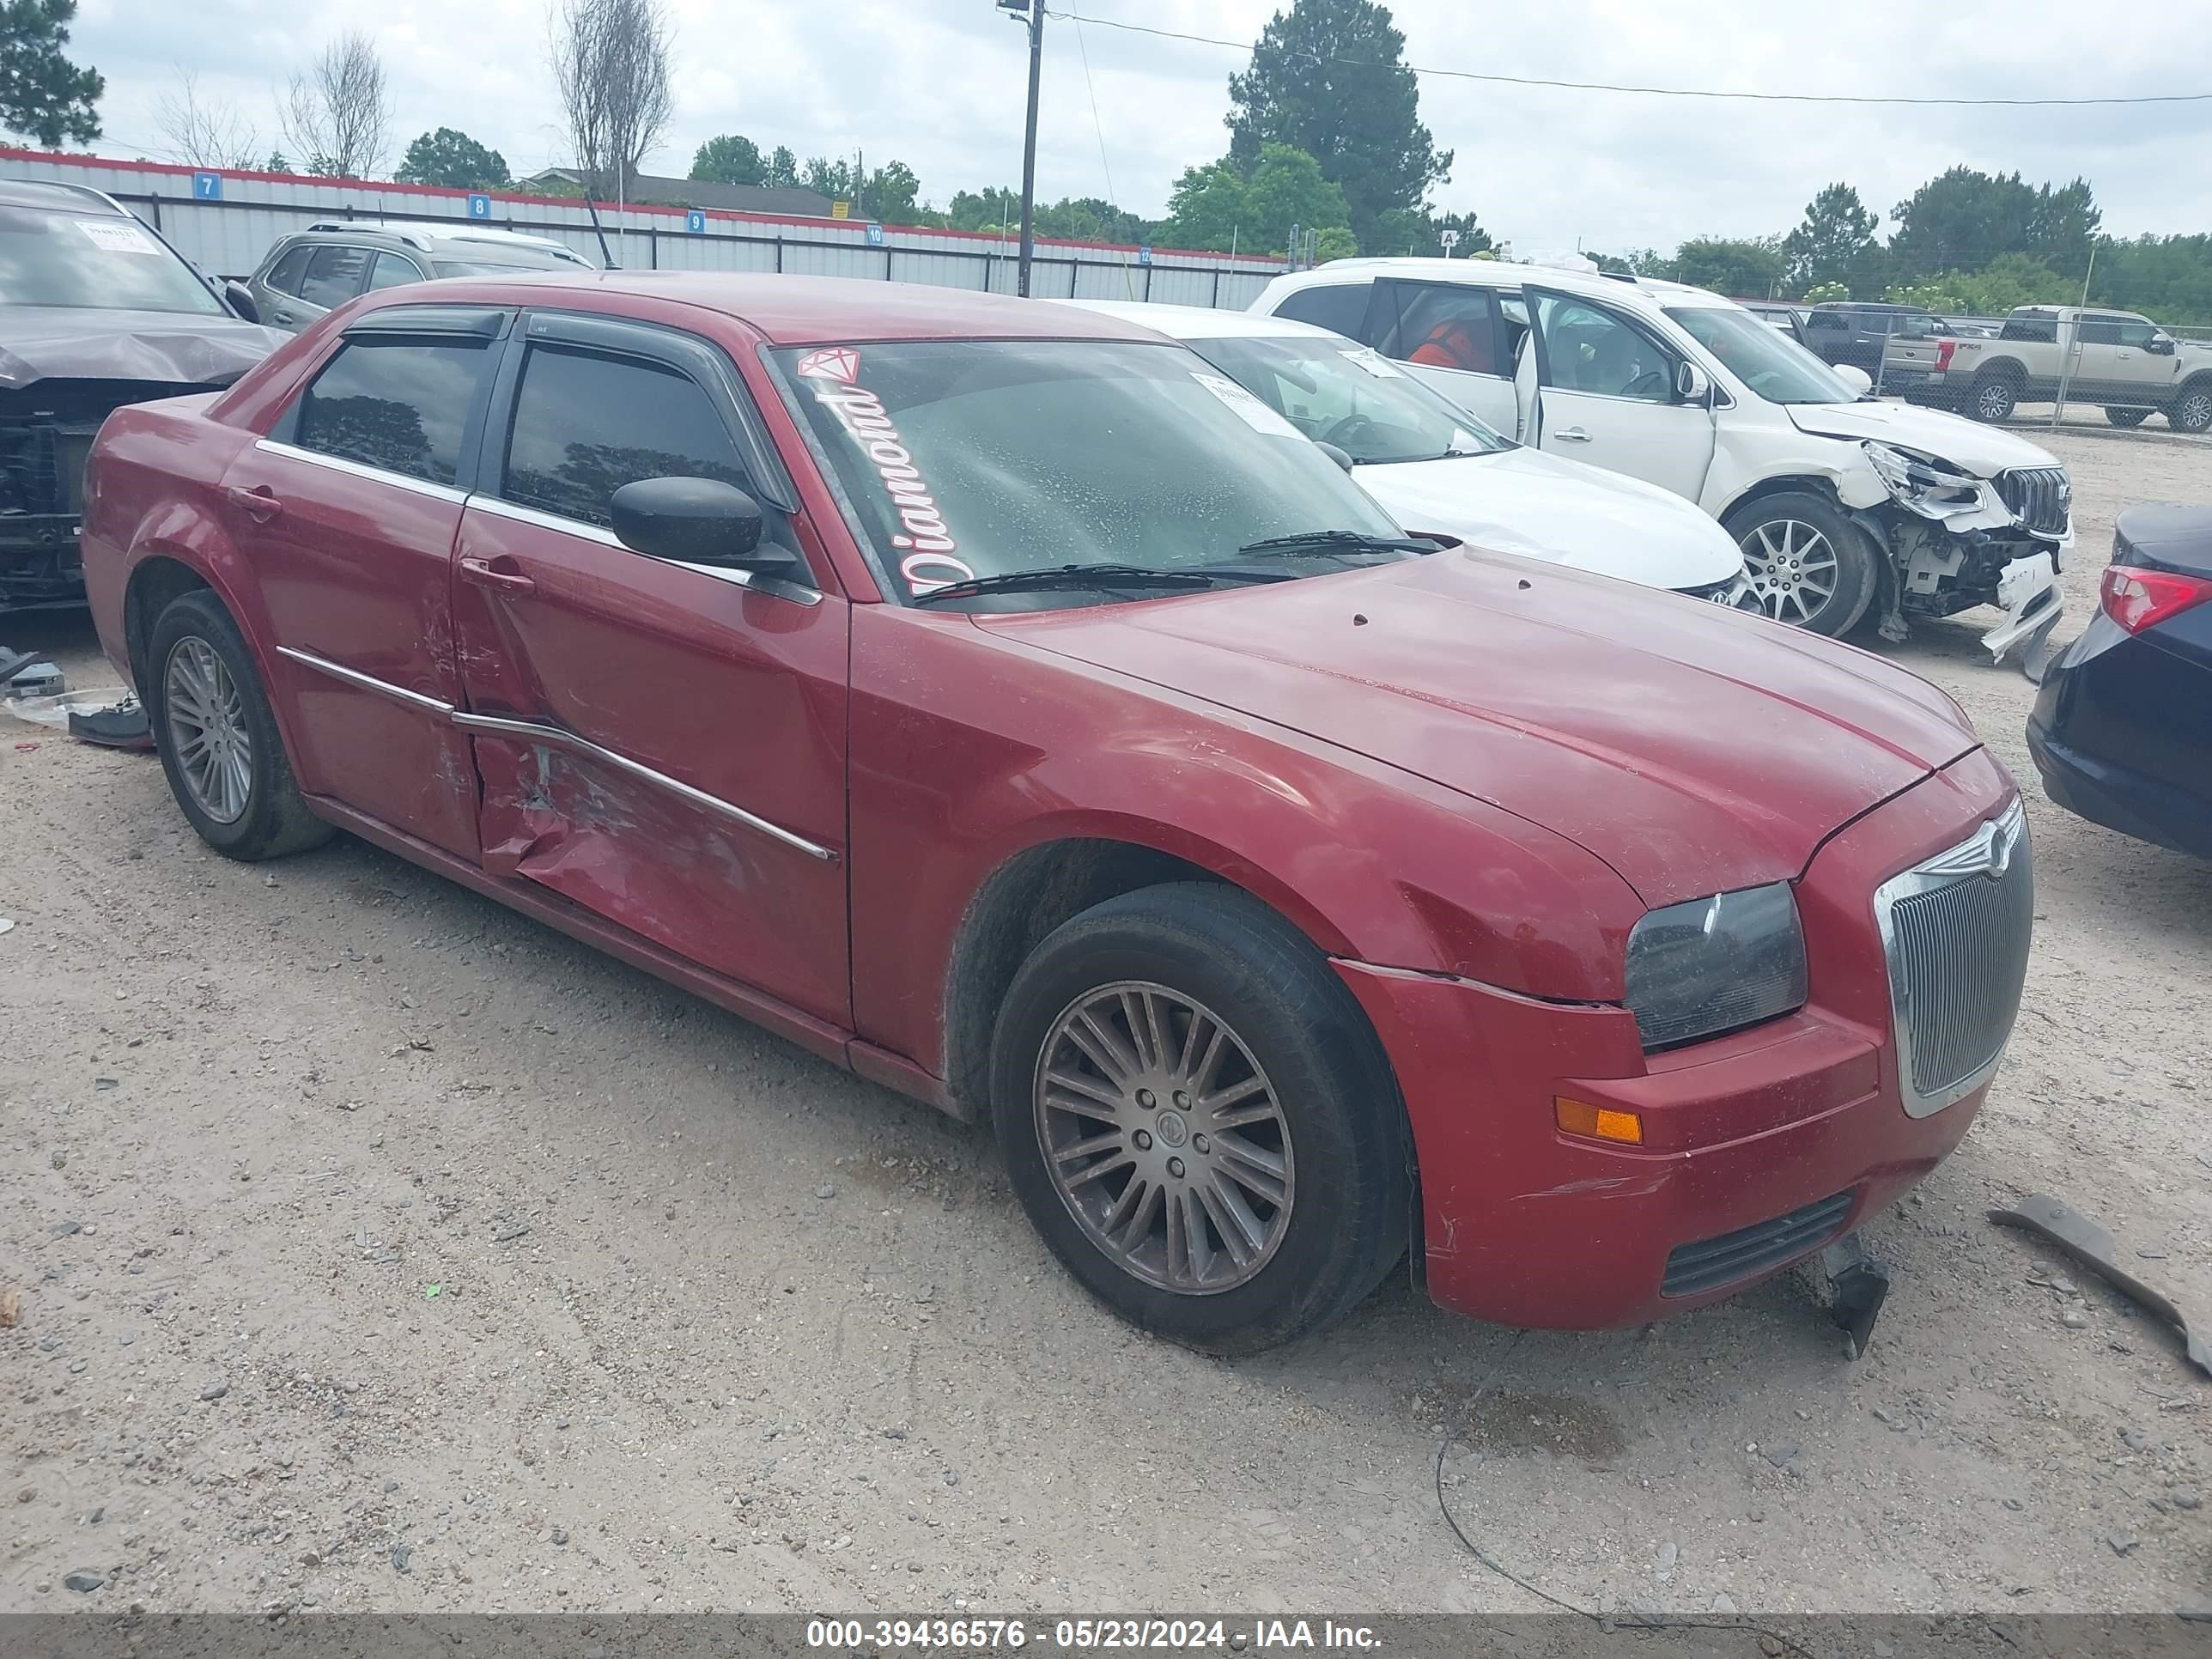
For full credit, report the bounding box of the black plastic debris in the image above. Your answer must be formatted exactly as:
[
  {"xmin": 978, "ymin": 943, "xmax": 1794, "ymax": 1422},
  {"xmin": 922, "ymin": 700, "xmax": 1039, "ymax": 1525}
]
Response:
[{"xmin": 67, "ymin": 696, "xmax": 152, "ymax": 751}]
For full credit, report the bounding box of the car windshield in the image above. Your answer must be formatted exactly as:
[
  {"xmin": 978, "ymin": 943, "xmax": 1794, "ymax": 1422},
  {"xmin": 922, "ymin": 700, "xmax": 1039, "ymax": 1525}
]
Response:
[
  {"xmin": 0, "ymin": 205, "xmax": 225, "ymax": 316},
  {"xmin": 774, "ymin": 338, "xmax": 1410, "ymax": 607},
  {"xmin": 1182, "ymin": 334, "xmax": 1511, "ymax": 464},
  {"xmin": 1664, "ymin": 305, "xmax": 1858, "ymax": 404}
]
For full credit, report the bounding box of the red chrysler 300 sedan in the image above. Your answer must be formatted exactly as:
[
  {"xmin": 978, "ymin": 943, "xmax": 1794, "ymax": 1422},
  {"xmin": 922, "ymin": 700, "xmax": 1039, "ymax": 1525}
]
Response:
[{"xmin": 82, "ymin": 273, "xmax": 2032, "ymax": 1353}]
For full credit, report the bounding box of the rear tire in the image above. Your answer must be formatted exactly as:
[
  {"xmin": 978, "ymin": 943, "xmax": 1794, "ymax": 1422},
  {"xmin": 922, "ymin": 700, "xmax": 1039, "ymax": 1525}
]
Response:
[
  {"xmin": 1723, "ymin": 491, "xmax": 1881, "ymax": 637},
  {"xmin": 990, "ymin": 883, "xmax": 1409, "ymax": 1355},
  {"xmin": 1968, "ymin": 371, "xmax": 2020, "ymax": 423},
  {"xmin": 2105, "ymin": 406, "xmax": 2152, "ymax": 428},
  {"xmin": 147, "ymin": 590, "xmax": 332, "ymax": 862},
  {"xmin": 2170, "ymin": 382, "xmax": 2212, "ymax": 434}
]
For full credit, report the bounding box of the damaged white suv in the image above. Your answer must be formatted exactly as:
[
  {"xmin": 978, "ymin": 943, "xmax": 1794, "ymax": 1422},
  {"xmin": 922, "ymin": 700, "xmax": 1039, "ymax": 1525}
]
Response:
[{"xmin": 1254, "ymin": 258, "xmax": 2071, "ymax": 659}]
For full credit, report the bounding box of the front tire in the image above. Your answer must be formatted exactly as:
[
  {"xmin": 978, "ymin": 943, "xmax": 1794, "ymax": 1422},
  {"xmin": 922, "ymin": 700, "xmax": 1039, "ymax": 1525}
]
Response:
[
  {"xmin": 1724, "ymin": 491, "xmax": 1881, "ymax": 636},
  {"xmin": 2105, "ymin": 406, "xmax": 2152, "ymax": 428},
  {"xmin": 990, "ymin": 884, "xmax": 1409, "ymax": 1355},
  {"xmin": 148, "ymin": 591, "xmax": 332, "ymax": 862},
  {"xmin": 2171, "ymin": 383, "xmax": 2212, "ymax": 434},
  {"xmin": 1968, "ymin": 370, "xmax": 2020, "ymax": 423}
]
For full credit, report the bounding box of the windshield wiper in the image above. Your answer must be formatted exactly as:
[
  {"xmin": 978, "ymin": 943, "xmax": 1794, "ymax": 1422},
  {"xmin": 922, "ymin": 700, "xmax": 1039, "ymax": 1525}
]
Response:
[
  {"xmin": 911, "ymin": 562, "xmax": 1281, "ymax": 608},
  {"xmin": 1235, "ymin": 529, "xmax": 1437, "ymax": 558}
]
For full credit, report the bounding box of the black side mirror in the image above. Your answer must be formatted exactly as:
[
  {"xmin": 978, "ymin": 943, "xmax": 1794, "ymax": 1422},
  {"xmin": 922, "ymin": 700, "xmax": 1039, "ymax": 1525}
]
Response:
[
  {"xmin": 2147, "ymin": 337, "xmax": 2177, "ymax": 356},
  {"xmin": 224, "ymin": 280, "xmax": 260, "ymax": 325},
  {"xmin": 609, "ymin": 477, "xmax": 799, "ymax": 578}
]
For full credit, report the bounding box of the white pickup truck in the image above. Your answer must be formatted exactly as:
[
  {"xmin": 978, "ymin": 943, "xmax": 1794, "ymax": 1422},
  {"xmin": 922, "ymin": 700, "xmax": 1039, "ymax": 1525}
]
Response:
[{"xmin": 1904, "ymin": 307, "xmax": 2212, "ymax": 430}]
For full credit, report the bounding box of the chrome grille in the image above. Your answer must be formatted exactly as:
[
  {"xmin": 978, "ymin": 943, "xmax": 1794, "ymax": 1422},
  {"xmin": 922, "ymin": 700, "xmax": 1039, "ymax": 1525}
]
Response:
[
  {"xmin": 1994, "ymin": 466, "xmax": 2072, "ymax": 538},
  {"xmin": 1875, "ymin": 801, "xmax": 2034, "ymax": 1117}
]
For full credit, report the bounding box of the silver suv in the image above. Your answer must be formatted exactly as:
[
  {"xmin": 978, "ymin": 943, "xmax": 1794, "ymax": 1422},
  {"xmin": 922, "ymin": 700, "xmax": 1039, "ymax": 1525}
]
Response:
[{"xmin": 242, "ymin": 222, "xmax": 593, "ymax": 332}]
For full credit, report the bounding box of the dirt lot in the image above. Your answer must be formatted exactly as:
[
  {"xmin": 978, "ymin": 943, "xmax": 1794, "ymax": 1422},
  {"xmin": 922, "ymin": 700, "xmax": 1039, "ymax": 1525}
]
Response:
[{"xmin": 3, "ymin": 430, "xmax": 2209, "ymax": 1619}]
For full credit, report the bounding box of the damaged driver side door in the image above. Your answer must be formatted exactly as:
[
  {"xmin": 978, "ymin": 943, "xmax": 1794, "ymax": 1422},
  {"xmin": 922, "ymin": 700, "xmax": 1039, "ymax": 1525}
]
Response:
[{"xmin": 449, "ymin": 310, "xmax": 851, "ymax": 1027}]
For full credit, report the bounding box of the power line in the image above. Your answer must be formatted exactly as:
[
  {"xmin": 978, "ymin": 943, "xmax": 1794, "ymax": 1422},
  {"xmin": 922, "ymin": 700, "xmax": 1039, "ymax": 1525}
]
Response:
[{"xmin": 1045, "ymin": 9, "xmax": 2212, "ymax": 108}]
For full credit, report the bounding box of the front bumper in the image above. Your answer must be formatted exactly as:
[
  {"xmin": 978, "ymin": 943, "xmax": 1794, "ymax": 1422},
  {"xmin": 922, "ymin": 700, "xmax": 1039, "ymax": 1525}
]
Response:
[{"xmin": 1338, "ymin": 747, "xmax": 2017, "ymax": 1330}]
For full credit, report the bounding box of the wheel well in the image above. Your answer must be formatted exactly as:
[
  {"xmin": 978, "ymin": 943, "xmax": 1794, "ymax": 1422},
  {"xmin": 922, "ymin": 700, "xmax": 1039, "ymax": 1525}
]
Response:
[
  {"xmin": 2179, "ymin": 371, "xmax": 2212, "ymax": 395},
  {"xmin": 1717, "ymin": 474, "xmax": 1848, "ymax": 530},
  {"xmin": 942, "ymin": 839, "xmax": 1223, "ymax": 1116},
  {"xmin": 123, "ymin": 557, "xmax": 214, "ymax": 691},
  {"xmin": 1972, "ymin": 356, "xmax": 2026, "ymax": 385}
]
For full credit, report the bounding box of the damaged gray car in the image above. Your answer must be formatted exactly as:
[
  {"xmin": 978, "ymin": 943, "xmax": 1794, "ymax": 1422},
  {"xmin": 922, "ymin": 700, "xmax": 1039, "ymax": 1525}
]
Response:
[{"xmin": 0, "ymin": 178, "xmax": 285, "ymax": 612}]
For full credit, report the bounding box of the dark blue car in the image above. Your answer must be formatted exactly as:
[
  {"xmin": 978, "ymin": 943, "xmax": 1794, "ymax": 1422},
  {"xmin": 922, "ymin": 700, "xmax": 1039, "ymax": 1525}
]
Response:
[{"xmin": 2028, "ymin": 504, "xmax": 2212, "ymax": 858}]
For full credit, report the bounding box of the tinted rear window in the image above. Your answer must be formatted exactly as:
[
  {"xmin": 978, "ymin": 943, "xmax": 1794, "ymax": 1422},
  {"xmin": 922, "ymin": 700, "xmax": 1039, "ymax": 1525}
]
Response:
[
  {"xmin": 263, "ymin": 242, "xmax": 313, "ymax": 296},
  {"xmin": 294, "ymin": 337, "xmax": 492, "ymax": 484},
  {"xmin": 1270, "ymin": 281, "xmax": 1371, "ymax": 339},
  {"xmin": 299, "ymin": 245, "xmax": 370, "ymax": 309}
]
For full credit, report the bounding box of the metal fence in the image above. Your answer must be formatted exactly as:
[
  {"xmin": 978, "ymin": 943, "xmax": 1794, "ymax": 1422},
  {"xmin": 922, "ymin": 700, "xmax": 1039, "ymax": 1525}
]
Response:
[{"xmin": 0, "ymin": 148, "xmax": 1284, "ymax": 310}]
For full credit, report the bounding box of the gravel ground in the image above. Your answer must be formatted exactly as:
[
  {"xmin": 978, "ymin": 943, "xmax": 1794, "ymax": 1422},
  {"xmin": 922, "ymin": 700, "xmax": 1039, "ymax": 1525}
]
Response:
[{"xmin": 3, "ymin": 430, "xmax": 2209, "ymax": 1619}]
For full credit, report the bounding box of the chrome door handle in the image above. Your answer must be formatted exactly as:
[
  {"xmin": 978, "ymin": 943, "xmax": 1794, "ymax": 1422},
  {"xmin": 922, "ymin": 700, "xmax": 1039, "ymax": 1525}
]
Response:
[
  {"xmin": 459, "ymin": 555, "xmax": 537, "ymax": 597},
  {"xmin": 1554, "ymin": 426, "xmax": 1592, "ymax": 442}
]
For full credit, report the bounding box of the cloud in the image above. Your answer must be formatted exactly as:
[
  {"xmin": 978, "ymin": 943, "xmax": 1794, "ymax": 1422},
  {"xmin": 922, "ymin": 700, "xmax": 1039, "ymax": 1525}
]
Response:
[{"xmin": 64, "ymin": 0, "xmax": 2212, "ymax": 249}]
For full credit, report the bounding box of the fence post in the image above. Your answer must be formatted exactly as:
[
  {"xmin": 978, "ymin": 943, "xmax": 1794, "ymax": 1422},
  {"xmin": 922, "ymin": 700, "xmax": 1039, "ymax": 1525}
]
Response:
[
  {"xmin": 775, "ymin": 234, "xmax": 784, "ymax": 274},
  {"xmin": 1211, "ymin": 268, "xmax": 1221, "ymax": 308},
  {"xmin": 647, "ymin": 226, "xmax": 658, "ymax": 270},
  {"xmin": 145, "ymin": 191, "xmax": 161, "ymax": 230}
]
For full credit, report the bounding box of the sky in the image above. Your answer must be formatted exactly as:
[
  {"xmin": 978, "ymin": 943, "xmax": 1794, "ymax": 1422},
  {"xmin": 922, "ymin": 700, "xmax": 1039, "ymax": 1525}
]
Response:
[{"xmin": 60, "ymin": 0, "xmax": 2212, "ymax": 255}]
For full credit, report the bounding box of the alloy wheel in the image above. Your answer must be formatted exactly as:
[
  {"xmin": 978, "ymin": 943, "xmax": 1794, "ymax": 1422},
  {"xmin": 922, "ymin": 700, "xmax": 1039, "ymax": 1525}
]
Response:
[
  {"xmin": 1736, "ymin": 520, "xmax": 1840, "ymax": 626},
  {"xmin": 163, "ymin": 636, "xmax": 252, "ymax": 824},
  {"xmin": 2178, "ymin": 392, "xmax": 2212, "ymax": 432},
  {"xmin": 1033, "ymin": 980, "xmax": 1295, "ymax": 1295},
  {"xmin": 1978, "ymin": 382, "xmax": 2014, "ymax": 421}
]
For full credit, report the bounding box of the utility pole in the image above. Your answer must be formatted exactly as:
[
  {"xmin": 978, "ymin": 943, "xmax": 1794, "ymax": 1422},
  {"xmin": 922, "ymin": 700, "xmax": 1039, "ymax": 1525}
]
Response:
[{"xmin": 1002, "ymin": 0, "xmax": 1046, "ymax": 296}]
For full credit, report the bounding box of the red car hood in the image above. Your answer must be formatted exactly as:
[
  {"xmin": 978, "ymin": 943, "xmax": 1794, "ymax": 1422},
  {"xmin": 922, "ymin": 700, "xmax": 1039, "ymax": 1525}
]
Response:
[{"xmin": 985, "ymin": 552, "xmax": 1980, "ymax": 905}]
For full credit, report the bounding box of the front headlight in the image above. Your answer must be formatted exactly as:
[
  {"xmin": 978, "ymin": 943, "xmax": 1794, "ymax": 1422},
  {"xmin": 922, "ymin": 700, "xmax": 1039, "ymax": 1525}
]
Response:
[
  {"xmin": 1863, "ymin": 441, "xmax": 1987, "ymax": 519},
  {"xmin": 1623, "ymin": 882, "xmax": 1808, "ymax": 1050}
]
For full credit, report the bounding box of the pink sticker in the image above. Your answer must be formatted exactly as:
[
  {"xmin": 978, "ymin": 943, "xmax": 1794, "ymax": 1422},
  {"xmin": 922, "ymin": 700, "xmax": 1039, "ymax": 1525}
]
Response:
[{"xmin": 795, "ymin": 346, "xmax": 860, "ymax": 385}]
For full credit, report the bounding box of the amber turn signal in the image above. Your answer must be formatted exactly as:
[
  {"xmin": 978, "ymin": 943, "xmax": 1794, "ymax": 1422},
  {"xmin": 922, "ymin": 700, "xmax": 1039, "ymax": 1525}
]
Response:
[{"xmin": 1554, "ymin": 1097, "xmax": 1643, "ymax": 1146}]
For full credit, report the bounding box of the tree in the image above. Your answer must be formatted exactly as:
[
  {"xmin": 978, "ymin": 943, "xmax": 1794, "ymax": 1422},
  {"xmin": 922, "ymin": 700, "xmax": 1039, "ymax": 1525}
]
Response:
[
  {"xmin": 395, "ymin": 127, "xmax": 509, "ymax": 190},
  {"xmin": 1166, "ymin": 143, "xmax": 1352, "ymax": 258},
  {"xmin": 864, "ymin": 159, "xmax": 921, "ymax": 222},
  {"xmin": 1889, "ymin": 167, "xmax": 2101, "ymax": 285},
  {"xmin": 1164, "ymin": 159, "xmax": 1250, "ymax": 253},
  {"xmin": 1243, "ymin": 143, "xmax": 1352, "ymax": 247},
  {"xmin": 1225, "ymin": 0, "xmax": 1449, "ymax": 247},
  {"xmin": 278, "ymin": 31, "xmax": 391, "ymax": 179},
  {"xmin": 1671, "ymin": 234, "xmax": 1788, "ymax": 297},
  {"xmin": 690, "ymin": 132, "xmax": 763, "ymax": 185},
  {"xmin": 800, "ymin": 155, "xmax": 851, "ymax": 201},
  {"xmin": 1783, "ymin": 183, "xmax": 1880, "ymax": 297},
  {"xmin": 550, "ymin": 0, "xmax": 673, "ymax": 202},
  {"xmin": 263, "ymin": 150, "xmax": 290, "ymax": 173},
  {"xmin": 0, "ymin": 0, "xmax": 100, "ymax": 146},
  {"xmin": 945, "ymin": 185, "xmax": 1022, "ymax": 234},
  {"xmin": 1036, "ymin": 196, "xmax": 1149, "ymax": 245},
  {"xmin": 154, "ymin": 67, "xmax": 258, "ymax": 169},
  {"xmin": 763, "ymin": 145, "xmax": 799, "ymax": 189}
]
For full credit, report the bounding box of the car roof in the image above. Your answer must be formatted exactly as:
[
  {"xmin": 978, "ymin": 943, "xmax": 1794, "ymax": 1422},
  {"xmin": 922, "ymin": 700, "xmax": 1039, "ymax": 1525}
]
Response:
[
  {"xmin": 1051, "ymin": 297, "xmax": 1334, "ymax": 342},
  {"xmin": 1271, "ymin": 256, "xmax": 1735, "ymax": 313},
  {"xmin": 355, "ymin": 271, "xmax": 1182, "ymax": 346},
  {"xmin": 0, "ymin": 177, "xmax": 128, "ymax": 214},
  {"xmin": 291, "ymin": 222, "xmax": 587, "ymax": 259}
]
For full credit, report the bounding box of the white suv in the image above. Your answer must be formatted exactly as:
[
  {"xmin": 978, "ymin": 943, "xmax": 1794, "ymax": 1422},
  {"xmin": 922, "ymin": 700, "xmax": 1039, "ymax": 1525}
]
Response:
[{"xmin": 1253, "ymin": 258, "xmax": 2073, "ymax": 659}]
